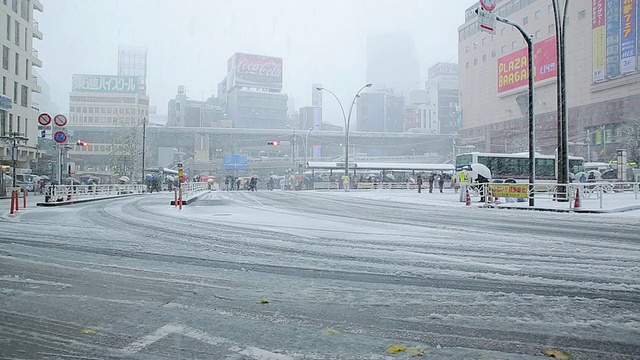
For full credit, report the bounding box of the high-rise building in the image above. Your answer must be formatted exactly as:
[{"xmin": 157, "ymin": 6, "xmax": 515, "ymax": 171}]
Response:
[
  {"xmin": 356, "ymin": 89, "xmax": 405, "ymax": 133},
  {"xmin": 424, "ymin": 62, "xmax": 460, "ymax": 135},
  {"xmin": 224, "ymin": 52, "xmax": 288, "ymax": 129},
  {"xmin": 0, "ymin": 0, "xmax": 44, "ymax": 184},
  {"xmin": 167, "ymin": 85, "xmax": 225, "ymax": 128},
  {"xmin": 118, "ymin": 46, "xmax": 147, "ymax": 86},
  {"xmin": 67, "ymin": 73, "xmax": 149, "ymax": 173},
  {"xmin": 458, "ymin": 0, "xmax": 640, "ymax": 159},
  {"xmin": 366, "ymin": 33, "xmax": 420, "ymax": 94},
  {"xmin": 299, "ymin": 106, "xmax": 322, "ymax": 131}
]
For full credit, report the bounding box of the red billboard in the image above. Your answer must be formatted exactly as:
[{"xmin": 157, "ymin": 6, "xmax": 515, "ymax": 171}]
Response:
[
  {"xmin": 227, "ymin": 53, "xmax": 283, "ymax": 91},
  {"xmin": 497, "ymin": 36, "xmax": 557, "ymax": 93}
]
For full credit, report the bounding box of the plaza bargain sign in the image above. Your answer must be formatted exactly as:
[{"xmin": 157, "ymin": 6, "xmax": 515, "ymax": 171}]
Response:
[{"xmin": 497, "ymin": 36, "xmax": 557, "ymax": 93}]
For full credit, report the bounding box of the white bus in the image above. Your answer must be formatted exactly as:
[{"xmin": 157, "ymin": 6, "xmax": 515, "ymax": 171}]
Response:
[{"xmin": 455, "ymin": 152, "xmax": 584, "ymax": 181}]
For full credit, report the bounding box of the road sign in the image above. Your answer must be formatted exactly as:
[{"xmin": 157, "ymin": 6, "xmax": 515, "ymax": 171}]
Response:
[
  {"xmin": 53, "ymin": 131, "xmax": 67, "ymax": 144},
  {"xmin": 478, "ymin": 7, "xmax": 496, "ymax": 34},
  {"xmin": 37, "ymin": 125, "xmax": 51, "ymax": 130},
  {"xmin": 223, "ymin": 154, "xmax": 249, "ymax": 169},
  {"xmin": 53, "ymin": 114, "xmax": 67, "ymax": 127},
  {"xmin": 479, "ymin": 0, "xmax": 497, "ymax": 12},
  {"xmin": 38, "ymin": 113, "xmax": 51, "ymax": 126}
]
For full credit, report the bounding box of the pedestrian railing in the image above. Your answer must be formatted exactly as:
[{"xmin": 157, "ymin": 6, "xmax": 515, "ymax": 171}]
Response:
[
  {"xmin": 45, "ymin": 184, "xmax": 147, "ymax": 203},
  {"xmin": 313, "ymin": 181, "xmax": 340, "ymax": 190},
  {"xmin": 463, "ymin": 182, "xmax": 640, "ymax": 209}
]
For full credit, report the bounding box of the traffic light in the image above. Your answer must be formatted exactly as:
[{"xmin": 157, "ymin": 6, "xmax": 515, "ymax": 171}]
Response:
[
  {"xmin": 76, "ymin": 140, "xmax": 88, "ymax": 147},
  {"xmin": 267, "ymin": 140, "xmax": 280, "ymax": 146}
]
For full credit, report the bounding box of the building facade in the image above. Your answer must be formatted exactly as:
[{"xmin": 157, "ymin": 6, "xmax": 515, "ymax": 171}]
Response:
[
  {"xmin": 0, "ymin": 0, "xmax": 43, "ymax": 183},
  {"xmin": 167, "ymin": 85, "xmax": 225, "ymax": 128},
  {"xmin": 67, "ymin": 73, "xmax": 150, "ymax": 174},
  {"xmin": 425, "ymin": 62, "xmax": 460, "ymax": 135},
  {"xmin": 405, "ymin": 63, "xmax": 461, "ymax": 135},
  {"xmin": 458, "ymin": 0, "xmax": 640, "ymax": 161},
  {"xmin": 356, "ymin": 89, "xmax": 405, "ymax": 133}
]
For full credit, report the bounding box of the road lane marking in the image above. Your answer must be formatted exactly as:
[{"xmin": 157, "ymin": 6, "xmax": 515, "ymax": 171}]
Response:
[
  {"xmin": 121, "ymin": 324, "xmax": 181, "ymax": 353},
  {"xmin": 122, "ymin": 323, "xmax": 294, "ymax": 359}
]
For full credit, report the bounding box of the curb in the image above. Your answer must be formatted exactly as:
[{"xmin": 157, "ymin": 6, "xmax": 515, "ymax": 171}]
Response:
[
  {"xmin": 488, "ymin": 204, "xmax": 640, "ymax": 213},
  {"xmin": 170, "ymin": 191, "xmax": 210, "ymax": 206},
  {"xmin": 36, "ymin": 193, "xmax": 146, "ymax": 207}
]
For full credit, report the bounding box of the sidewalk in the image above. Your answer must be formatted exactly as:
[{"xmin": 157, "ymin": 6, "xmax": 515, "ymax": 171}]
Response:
[
  {"xmin": 332, "ymin": 188, "xmax": 640, "ymax": 214},
  {"xmin": 491, "ymin": 191, "xmax": 640, "ymax": 213}
]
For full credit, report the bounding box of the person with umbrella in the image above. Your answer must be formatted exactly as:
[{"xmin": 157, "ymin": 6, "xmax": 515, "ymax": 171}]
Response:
[{"xmin": 468, "ymin": 163, "xmax": 492, "ymax": 203}]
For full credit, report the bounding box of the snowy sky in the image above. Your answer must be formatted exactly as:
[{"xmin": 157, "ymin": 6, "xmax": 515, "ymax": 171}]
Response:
[{"xmin": 35, "ymin": 0, "xmax": 474, "ymax": 123}]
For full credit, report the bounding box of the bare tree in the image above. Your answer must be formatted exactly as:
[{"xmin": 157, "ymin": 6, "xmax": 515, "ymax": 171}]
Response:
[
  {"xmin": 621, "ymin": 119, "xmax": 640, "ymax": 166},
  {"xmin": 110, "ymin": 123, "xmax": 142, "ymax": 180}
]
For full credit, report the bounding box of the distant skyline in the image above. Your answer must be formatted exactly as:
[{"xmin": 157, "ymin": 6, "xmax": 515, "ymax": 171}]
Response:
[{"xmin": 35, "ymin": 0, "xmax": 475, "ymax": 126}]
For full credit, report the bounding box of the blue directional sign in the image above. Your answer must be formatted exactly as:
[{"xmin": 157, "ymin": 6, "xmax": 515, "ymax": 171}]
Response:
[{"xmin": 223, "ymin": 154, "xmax": 249, "ymax": 169}]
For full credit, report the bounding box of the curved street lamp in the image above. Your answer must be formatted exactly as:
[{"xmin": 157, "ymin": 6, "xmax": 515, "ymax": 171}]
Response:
[{"xmin": 316, "ymin": 83, "xmax": 372, "ymax": 186}]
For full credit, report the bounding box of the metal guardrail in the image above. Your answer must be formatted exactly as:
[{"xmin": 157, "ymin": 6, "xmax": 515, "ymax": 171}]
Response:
[
  {"xmin": 177, "ymin": 182, "xmax": 210, "ymax": 199},
  {"xmin": 45, "ymin": 184, "xmax": 147, "ymax": 203}
]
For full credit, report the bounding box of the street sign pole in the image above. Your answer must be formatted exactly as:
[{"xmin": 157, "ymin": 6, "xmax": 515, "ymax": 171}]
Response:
[
  {"xmin": 476, "ymin": 1, "xmax": 535, "ymax": 206},
  {"xmin": 57, "ymin": 147, "xmax": 62, "ymax": 186}
]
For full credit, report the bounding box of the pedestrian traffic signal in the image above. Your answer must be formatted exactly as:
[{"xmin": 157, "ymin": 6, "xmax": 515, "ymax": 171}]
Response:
[
  {"xmin": 76, "ymin": 140, "xmax": 89, "ymax": 147},
  {"xmin": 267, "ymin": 140, "xmax": 280, "ymax": 145}
]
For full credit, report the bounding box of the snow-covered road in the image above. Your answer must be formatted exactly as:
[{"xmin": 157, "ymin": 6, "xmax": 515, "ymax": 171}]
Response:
[{"xmin": 1, "ymin": 190, "xmax": 639, "ymax": 359}]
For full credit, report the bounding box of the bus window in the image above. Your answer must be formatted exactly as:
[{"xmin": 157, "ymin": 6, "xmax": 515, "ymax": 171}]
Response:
[
  {"xmin": 536, "ymin": 158, "xmax": 555, "ymax": 179},
  {"xmin": 456, "ymin": 154, "xmax": 472, "ymax": 167}
]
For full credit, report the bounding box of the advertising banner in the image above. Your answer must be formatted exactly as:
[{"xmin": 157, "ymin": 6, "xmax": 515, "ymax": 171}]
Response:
[
  {"xmin": 489, "ymin": 184, "xmax": 529, "ymax": 198},
  {"xmin": 497, "ymin": 36, "xmax": 557, "ymax": 93},
  {"xmin": 593, "ymin": 0, "xmax": 606, "ymax": 82},
  {"xmin": 620, "ymin": 0, "xmax": 637, "ymax": 74},
  {"xmin": 606, "ymin": 0, "xmax": 621, "ymax": 78},
  {"xmin": 227, "ymin": 53, "xmax": 283, "ymax": 91},
  {"xmin": 72, "ymin": 75, "xmax": 139, "ymax": 93}
]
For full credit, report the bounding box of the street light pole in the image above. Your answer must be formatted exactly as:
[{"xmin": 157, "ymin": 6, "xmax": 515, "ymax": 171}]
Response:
[
  {"xmin": 303, "ymin": 125, "xmax": 318, "ymax": 175},
  {"xmin": 1, "ymin": 132, "xmax": 28, "ymax": 188},
  {"xmin": 317, "ymin": 83, "xmax": 372, "ymax": 183},
  {"xmin": 494, "ymin": 14, "xmax": 535, "ymax": 206},
  {"xmin": 286, "ymin": 125, "xmax": 297, "ymax": 173}
]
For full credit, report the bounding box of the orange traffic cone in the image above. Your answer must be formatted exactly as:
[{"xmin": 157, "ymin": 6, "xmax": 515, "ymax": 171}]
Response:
[
  {"xmin": 465, "ymin": 187, "xmax": 471, "ymax": 206},
  {"xmin": 574, "ymin": 188, "xmax": 581, "ymax": 208}
]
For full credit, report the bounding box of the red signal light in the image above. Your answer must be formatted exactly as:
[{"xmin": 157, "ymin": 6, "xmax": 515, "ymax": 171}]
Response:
[{"xmin": 267, "ymin": 141, "xmax": 280, "ymax": 146}]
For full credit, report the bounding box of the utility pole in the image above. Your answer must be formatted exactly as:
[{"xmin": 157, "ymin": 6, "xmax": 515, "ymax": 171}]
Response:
[
  {"xmin": 141, "ymin": 117, "xmax": 146, "ymax": 184},
  {"xmin": 553, "ymin": 0, "xmax": 570, "ymax": 200}
]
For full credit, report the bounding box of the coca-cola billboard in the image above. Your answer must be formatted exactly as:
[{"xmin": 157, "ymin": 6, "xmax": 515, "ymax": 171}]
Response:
[{"xmin": 227, "ymin": 53, "xmax": 283, "ymax": 91}]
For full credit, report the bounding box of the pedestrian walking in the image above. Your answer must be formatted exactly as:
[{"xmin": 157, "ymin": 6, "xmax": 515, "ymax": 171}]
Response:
[
  {"xmin": 438, "ymin": 173, "xmax": 445, "ymax": 193},
  {"xmin": 416, "ymin": 174, "xmax": 423, "ymax": 193},
  {"xmin": 428, "ymin": 173, "xmax": 434, "ymax": 193}
]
